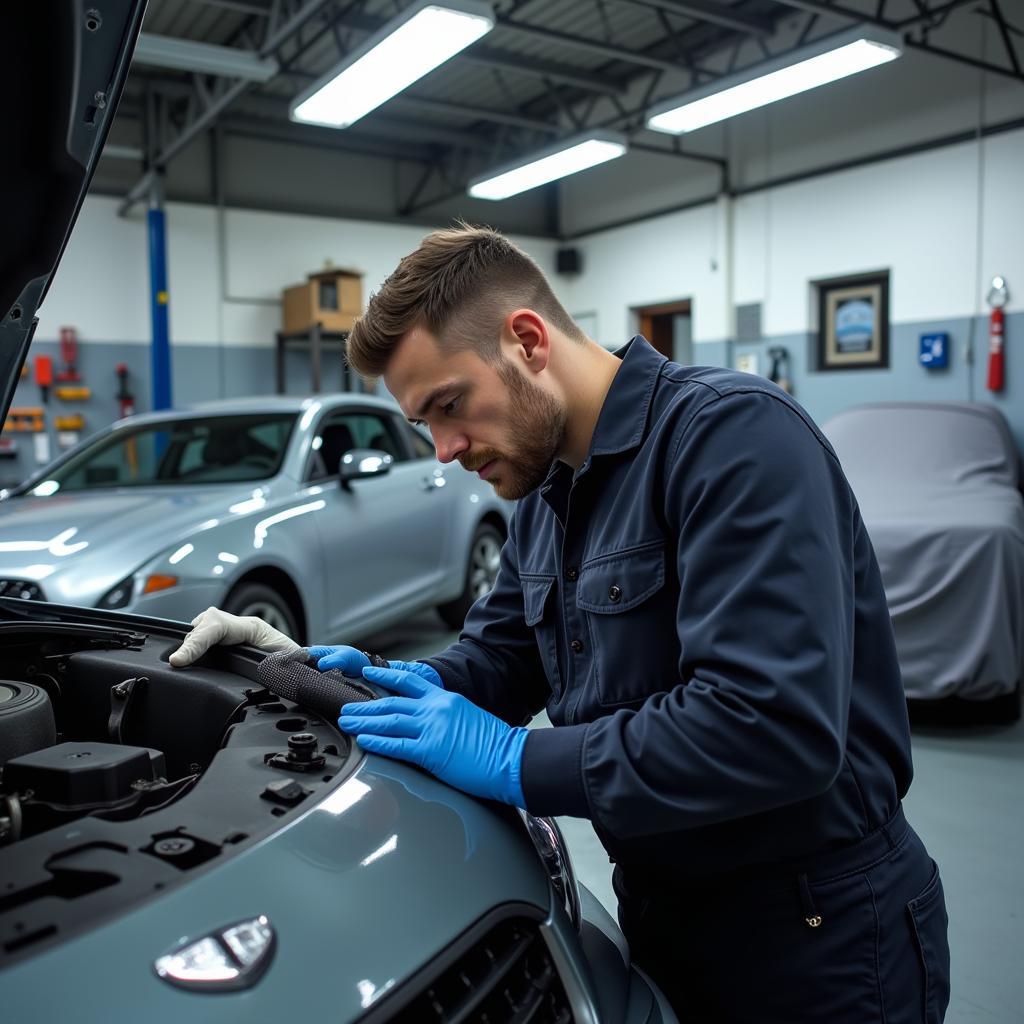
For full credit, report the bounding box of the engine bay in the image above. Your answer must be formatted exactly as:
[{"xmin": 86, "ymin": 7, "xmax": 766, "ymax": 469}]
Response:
[{"xmin": 0, "ymin": 616, "xmax": 364, "ymax": 969}]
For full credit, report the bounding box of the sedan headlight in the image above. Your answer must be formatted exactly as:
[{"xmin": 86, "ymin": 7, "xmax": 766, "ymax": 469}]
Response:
[
  {"xmin": 519, "ymin": 811, "xmax": 582, "ymax": 931},
  {"xmin": 0, "ymin": 579, "xmax": 46, "ymax": 601},
  {"xmin": 98, "ymin": 575, "xmax": 135, "ymax": 609}
]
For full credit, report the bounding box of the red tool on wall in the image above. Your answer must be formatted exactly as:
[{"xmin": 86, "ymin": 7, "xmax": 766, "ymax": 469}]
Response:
[
  {"xmin": 34, "ymin": 355, "xmax": 53, "ymax": 403},
  {"xmin": 57, "ymin": 327, "xmax": 82, "ymax": 382},
  {"xmin": 986, "ymin": 276, "xmax": 1008, "ymax": 393},
  {"xmin": 116, "ymin": 364, "xmax": 135, "ymax": 419}
]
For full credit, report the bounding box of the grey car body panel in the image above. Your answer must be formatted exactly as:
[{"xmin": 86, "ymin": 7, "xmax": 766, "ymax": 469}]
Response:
[
  {"xmin": 2, "ymin": 744, "xmax": 674, "ymax": 1023},
  {"xmin": 0, "ymin": 394, "xmax": 511, "ymax": 641},
  {"xmin": 4, "ymin": 753, "xmax": 675, "ymax": 1024},
  {"xmin": 2, "ymin": 755, "xmax": 549, "ymax": 1021}
]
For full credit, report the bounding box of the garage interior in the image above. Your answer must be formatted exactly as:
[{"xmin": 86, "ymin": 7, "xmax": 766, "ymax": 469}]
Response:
[{"xmin": 3, "ymin": 0, "xmax": 1023, "ymax": 1020}]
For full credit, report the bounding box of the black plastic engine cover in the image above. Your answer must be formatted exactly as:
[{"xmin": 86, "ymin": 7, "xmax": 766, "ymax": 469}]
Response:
[
  {"xmin": 0, "ymin": 681, "xmax": 55, "ymax": 763},
  {"xmin": 4, "ymin": 742, "xmax": 165, "ymax": 810}
]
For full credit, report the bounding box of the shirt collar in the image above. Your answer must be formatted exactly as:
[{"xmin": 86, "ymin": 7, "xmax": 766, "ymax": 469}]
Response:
[
  {"xmin": 587, "ymin": 335, "xmax": 666, "ymax": 458},
  {"xmin": 539, "ymin": 336, "xmax": 666, "ymax": 500}
]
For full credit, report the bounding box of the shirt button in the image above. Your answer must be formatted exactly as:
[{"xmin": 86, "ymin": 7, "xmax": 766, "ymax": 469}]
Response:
[
  {"xmin": 566, "ymin": 566, "xmax": 578, "ymax": 581},
  {"xmin": 608, "ymin": 584, "xmax": 622, "ymax": 602},
  {"xmin": 570, "ymin": 639, "xmax": 584, "ymax": 654}
]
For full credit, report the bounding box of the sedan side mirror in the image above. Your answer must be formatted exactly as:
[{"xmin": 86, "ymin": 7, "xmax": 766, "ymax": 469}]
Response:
[{"xmin": 339, "ymin": 449, "xmax": 393, "ymax": 489}]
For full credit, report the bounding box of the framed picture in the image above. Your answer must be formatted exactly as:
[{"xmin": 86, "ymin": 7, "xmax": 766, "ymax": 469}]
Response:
[{"xmin": 815, "ymin": 271, "xmax": 890, "ymax": 371}]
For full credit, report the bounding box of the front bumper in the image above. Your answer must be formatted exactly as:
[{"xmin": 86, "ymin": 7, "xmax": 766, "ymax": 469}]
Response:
[{"xmin": 125, "ymin": 581, "xmax": 227, "ymax": 622}]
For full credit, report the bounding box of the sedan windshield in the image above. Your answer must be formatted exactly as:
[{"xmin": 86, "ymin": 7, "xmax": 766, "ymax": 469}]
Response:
[{"xmin": 28, "ymin": 414, "xmax": 297, "ymax": 493}]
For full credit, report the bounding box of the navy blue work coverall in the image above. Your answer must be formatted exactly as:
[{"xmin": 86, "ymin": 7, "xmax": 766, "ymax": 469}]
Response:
[{"xmin": 423, "ymin": 337, "xmax": 951, "ymax": 1023}]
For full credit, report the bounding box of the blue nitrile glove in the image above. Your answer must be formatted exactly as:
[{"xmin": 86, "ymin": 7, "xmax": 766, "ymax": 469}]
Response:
[
  {"xmin": 307, "ymin": 645, "xmax": 443, "ymax": 688},
  {"xmin": 338, "ymin": 665, "xmax": 528, "ymax": 807}
]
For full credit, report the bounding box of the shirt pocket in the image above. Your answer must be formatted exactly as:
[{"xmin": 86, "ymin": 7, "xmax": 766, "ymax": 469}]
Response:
[
  {"xmin": 577, "ymin": 542, "xmax": 667, "ymax": 707},
  {"xmin": 521, "ymin": 573, "xmax": 561, "ymax": 696}
]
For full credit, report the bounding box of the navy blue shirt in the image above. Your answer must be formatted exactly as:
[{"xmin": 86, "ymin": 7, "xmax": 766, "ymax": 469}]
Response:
[{"xmin": 424, "ymin": 337, "xmax": 913, "ymax": 878}]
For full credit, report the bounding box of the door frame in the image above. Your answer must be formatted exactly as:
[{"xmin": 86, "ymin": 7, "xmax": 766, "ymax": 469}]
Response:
[{"xmin": 633, "ymin": 299, "xmax": 692, "ymax": 361}]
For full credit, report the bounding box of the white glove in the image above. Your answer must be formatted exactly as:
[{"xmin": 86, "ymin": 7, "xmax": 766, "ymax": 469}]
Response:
[{"xmin": 168, "ymin": 606, "xmax": 301, "ymax": 668}]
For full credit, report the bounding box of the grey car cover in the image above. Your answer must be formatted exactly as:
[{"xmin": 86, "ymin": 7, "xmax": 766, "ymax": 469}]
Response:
[{"xmin": 824, "ymin": 402, "xmax": 1024, "ymax": 700}]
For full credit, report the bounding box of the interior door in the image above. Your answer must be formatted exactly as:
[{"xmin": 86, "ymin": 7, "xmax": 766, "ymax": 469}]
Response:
[{"xmin": 309, "ymin": 407, "xmax": 450, "ymax": 639}]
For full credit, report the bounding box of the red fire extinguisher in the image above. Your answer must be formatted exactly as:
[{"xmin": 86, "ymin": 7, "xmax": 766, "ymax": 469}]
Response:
[
  {"xmin": 116, "ymin": 363, "xmax": 135, "ymax": 418},
  {"xmin": 986, "ymin": 275, "xmax": 1009, "ymax": 393}
]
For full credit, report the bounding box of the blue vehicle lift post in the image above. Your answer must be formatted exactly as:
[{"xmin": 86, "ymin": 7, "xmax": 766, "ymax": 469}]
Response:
[{"xmin": 147, "ymin": 176, "xmax": 172, "ymax": 411}]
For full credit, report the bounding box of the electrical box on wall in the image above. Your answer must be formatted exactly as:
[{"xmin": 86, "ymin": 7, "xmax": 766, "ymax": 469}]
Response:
[
  {"xmin": 919, "ymin": 332, "xmax": 950, "ymax": 369},
  {"xmin": 735, "ymin": 352, "xmax": 759, "ymax": 375}
]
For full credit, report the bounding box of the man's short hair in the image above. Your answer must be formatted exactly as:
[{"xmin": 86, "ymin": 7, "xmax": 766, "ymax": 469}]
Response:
[{"xmin": 346, "ymin": 222, "xmax": 584, "ymax": 379}]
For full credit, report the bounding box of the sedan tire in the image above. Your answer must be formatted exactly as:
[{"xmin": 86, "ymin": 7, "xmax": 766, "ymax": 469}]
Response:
[
  {"xmin": 438, "ymin": 522, "xmax": 503, "ymax": 630},
  {"xmin": 224, "ymin": 582, "xmax": 300, "ymax": 642}
]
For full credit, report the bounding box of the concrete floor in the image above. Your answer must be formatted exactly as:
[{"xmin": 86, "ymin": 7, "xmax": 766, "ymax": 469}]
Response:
[{"xmin": 358, "ymin": 610, "xmax": 1024, "ymax": 1024}]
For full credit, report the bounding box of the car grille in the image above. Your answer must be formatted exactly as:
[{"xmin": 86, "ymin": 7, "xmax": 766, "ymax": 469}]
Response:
[
  {"xmin": 387, "ymin": 915, "xmax": 574, "ymax": 1024},
  {"xmin": 0, "ymin": 579, "xmax": 45, "ymax": 601}
]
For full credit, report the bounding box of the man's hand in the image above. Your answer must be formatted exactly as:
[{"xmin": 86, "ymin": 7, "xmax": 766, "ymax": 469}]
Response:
[
  {"xmin": 169, "ymin": 607, "xmax": 300, "ymax": 668},
  {"xmin": 338, "ymin": 665, "xmax": 527, "ymax": 807},
  {"xmin": 309, "ymin": 646, "xmax": 443, "ymax": 688}
]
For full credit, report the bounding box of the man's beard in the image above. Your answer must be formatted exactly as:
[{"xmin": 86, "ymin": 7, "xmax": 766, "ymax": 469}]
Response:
[{"xmin": 461, "ymin": 359, "xmax": 566, "ymax": 501}]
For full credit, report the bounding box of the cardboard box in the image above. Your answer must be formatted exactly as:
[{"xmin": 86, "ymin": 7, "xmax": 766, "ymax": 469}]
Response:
[{"xmin": 282, "ymin": 268, "xmax": 363, "ymax": 334}]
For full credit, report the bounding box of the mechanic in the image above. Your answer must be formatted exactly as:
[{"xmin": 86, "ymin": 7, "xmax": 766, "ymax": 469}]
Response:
[{"xmin": 171, "ymin": 225, "xmax": 950, "ymax": 1023}]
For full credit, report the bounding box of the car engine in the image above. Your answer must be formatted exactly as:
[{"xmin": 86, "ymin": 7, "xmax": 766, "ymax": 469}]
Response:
[{"xmin": 0, "ymin": 615, "xmax": 367, "ymax": 968}]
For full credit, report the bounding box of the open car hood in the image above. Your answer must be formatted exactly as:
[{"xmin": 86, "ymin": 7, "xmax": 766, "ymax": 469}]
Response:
[{"xmin": 1, "ymin": 1, "xmax": 145, "ymax": 425}]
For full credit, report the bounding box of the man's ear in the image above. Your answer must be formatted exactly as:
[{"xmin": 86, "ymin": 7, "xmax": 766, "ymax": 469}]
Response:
[{"xmin": 504, "ymin": 309, "xmax": 550, "ymax": 373}]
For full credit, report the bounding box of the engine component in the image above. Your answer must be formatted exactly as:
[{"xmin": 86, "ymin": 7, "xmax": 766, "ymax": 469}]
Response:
[
  {"xmin": 265, "ymin": 732, "xmax": 326, "ymax": 774},
  {"xmin": 0, "ymin": 681, "xmax": 56, "ymax": 763},
  {"xmin": 4, "ymin": 742, "xmax": 165, "ymax": 811}
]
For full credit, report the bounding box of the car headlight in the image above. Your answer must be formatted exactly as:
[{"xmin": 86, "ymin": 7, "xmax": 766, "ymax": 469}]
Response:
[
  {"xmin": 519, "ymin": 810, "xmax": 581, "ymax": 931},
  {"xmin": 0, "ymin": 579, "xmax": 46, "ymax": 601},
  {"xmin": 98, "ymin": 575, "xmax": 135, "ymax": 609}
]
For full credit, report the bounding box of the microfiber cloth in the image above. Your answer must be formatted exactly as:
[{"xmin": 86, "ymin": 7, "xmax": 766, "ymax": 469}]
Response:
[{"xmin": 257, "ymin": 647, "xmax": 375, "ymax": 719}]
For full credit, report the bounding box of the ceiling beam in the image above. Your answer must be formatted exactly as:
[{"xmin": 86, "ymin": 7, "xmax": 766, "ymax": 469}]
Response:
[
  {"xmin": 120, "ymin": 0, "xmax": 334, "ymax": 215},
  {"xmin": 219, "ymin": 114, "xmax": 437, "ymax": 162},
  {"xmin": 390, "ymin": 95, "xmax": 563, "ymax": 134},
  {"xmin": 235, "ymin": 95, "xmax": 495, "ymax": 150},
  {"xmin": 770, "ymin": 0, "xmax": 983, "ymax": 31},
  {"xmin": 615, "ymin": 0, "xmax": 774, "ymax": 35},
  {"xmin": 188, "ymin": 0, "xmax": 273, "ymax": 15},
  {"xmin": 460, "ymin": 46, "xmax": 625, "ymax": 95},
  {"xmin": 493, "ymin": 17, "xmax": 688, "ymax": 74}
]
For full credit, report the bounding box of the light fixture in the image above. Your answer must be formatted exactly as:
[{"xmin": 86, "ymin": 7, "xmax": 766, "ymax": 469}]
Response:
[
  {"xmin": 134, "ymin": 33, "xmax": 279, "ymax": 83},
  {"xmin": 290, "ymin": 1, "xmax": 494, "ymax": 129},
  {"xmin": 468, "ymin": 130, "xmax": 628, "ymax": 201},
  {"xmin": 646, "ymin": 26, "xmax": 902, "ymax": 134}
]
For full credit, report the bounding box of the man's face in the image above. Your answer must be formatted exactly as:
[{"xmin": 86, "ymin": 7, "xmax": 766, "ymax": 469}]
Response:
[{"xmin": 385, "ymin": 325, "xmax": 566, "ymax": 500}]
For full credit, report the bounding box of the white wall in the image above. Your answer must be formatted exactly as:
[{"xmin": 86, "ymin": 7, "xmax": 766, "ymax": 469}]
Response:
[
  {"xmin": 564, "ymin": 128, "xmax": 1024, "ymax": 348},
  {"xmin": 561, "ymin": 200, "xmax": 731, "ymax": 346},
  {"xmin": 37, "ymin": 196, "xmax": 559, "ymax": 347}
]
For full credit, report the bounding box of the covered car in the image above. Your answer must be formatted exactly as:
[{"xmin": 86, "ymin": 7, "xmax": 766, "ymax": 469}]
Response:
[{"xmin": 823, "ymin": 402, "xmax": 1024, "ymax": 704}]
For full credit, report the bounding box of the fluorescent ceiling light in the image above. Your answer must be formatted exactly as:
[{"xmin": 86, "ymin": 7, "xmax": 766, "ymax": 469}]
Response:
[
  {"xmin": 134, "ymin": 33, "xmax": 279, "ymax": 82},
  {"xmin": 291, "ymin": 1, "xmax": 494, "ymax": 129},
  {"xmin": 647, "ymin": 27, "xmax": 902, "ymax": 134},
  {"xmin": 469, "ymin": 131, "xmax": 628, "ymax": 200}
]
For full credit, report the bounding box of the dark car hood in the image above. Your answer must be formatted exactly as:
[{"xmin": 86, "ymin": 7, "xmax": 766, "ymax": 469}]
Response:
[{"xmin": 1, "ymin": 2, "xmax": 145, "ymax": 424}]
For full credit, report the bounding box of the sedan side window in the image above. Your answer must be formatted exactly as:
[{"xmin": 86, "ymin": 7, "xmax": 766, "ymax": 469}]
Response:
[
  {"xmin": 306, "ymin": 411, "xmax": 408, "ymax": 481},
  {"xmin": 405, "ymin": 424, "xmax": 435, "ymax": 461}
]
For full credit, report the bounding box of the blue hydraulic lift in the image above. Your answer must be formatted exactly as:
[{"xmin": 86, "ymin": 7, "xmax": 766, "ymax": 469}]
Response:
[{"xmin": 147, "ymin": 178, "xmax": 172, "ymax": 411}]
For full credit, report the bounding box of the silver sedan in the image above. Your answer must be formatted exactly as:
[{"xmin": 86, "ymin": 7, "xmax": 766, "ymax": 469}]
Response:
[{"xmin": 0, "ymin": 395, "xmax": 511, "ymax": 640}]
